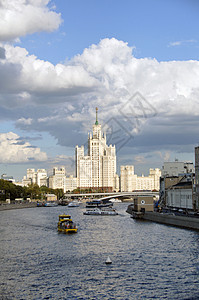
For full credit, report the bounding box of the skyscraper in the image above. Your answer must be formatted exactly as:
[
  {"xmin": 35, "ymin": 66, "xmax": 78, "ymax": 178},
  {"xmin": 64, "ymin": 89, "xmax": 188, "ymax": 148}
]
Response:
[{"xmin": 75, "ymin": 108, "xmax": 117, "ymax": 191}]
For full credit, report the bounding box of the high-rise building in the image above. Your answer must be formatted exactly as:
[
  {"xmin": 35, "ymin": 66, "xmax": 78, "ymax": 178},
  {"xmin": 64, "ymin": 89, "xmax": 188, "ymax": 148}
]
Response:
[{"xmin": 75, "ymin": 108, "xmax": 118, "ymax": 191}]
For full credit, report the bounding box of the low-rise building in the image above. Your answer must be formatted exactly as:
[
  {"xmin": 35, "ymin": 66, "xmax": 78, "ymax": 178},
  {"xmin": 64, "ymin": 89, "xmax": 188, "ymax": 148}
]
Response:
[
  {"xmin": 195, "ymin": 146, "xmax": 199, "ymax": 210},
  {"xmin": 120, "ymin": 166, "xmax": 161, "ymax": 192},
  {"xmin": 162, "ymin": 161, "xmax": 194, "ymax": 177},
  {"xmin": 167, "ymin": 177, "xmax": 193, "ymax": 210},
  {"xmin": 133, "ymin": 195, "xmax": 154, "ymax": 212},
  {"xmin": 46, "ymin": 194, "xmax": 57, "ymax": 202}
]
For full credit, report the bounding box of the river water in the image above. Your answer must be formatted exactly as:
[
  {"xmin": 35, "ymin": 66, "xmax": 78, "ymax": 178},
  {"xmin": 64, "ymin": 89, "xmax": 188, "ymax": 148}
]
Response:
[{"xmin": 0, "ymin": 203, "xmax": 199, "ymax": 300}]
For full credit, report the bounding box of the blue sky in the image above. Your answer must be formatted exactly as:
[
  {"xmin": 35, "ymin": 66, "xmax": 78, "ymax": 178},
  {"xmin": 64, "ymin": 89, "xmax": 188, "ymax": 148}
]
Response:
[
  {"xmin": 19, "ymin": 0, "xmax": 199, "ymax": 63},
  {"xmin": 0, "ymin": 0, "xmax": 199, "ymax": 180}
]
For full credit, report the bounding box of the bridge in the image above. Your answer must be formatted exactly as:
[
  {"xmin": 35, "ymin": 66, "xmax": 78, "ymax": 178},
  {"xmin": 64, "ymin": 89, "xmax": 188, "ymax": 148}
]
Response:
[{"xmin": 65, "ymin": 191, "xmax": 159, "ymax": 201}]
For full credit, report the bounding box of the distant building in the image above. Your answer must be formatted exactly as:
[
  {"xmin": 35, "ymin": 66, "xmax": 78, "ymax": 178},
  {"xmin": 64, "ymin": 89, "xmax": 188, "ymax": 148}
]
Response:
[
  {"xmin": 120, "ymin": 166, "xmax": 161, "ymax": 192},
  {"xmin": 162, "ymin": 161, "xmax": 194, "ymax": 177},
  {"xmin": 120, "ymin": 165, "xmax": 136, "ymax": 192},
  {"xmin": 22, "ymin": 168, "xmax": 47, "ymax": 187},
  {"xmin": 48, "ymin": 167, "xmax": 66, "ymax": 192},
  {"xmin": 167, "ymin": 176, "xmax": 193, "ymax": 210},
  {"xmin": 65, "ymin": 175, "xmax": 77, "ymax": 192},
  {"xmin": 1, "ymin": 174, "xmax": 15, "ymax": 183},
  {"xmin": 46, "ymin": 194, "xmax": 57, "ymax": 202},
  {"xmin": 75, "ymin": 108, "xmax": 118, "ymax": 192},
  {"xmin": 194, "ymin": 146, "xmax": 199, "ymax": 210}
]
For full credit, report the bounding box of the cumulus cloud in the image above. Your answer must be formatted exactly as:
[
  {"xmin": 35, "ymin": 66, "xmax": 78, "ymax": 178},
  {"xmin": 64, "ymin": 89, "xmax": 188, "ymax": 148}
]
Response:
[
  {"xmin": 0, "ymin": 132, "xmax": 48, "ymax": 163},
  {"xmin": 0, "ymin": 0, "xmax": 62, "ymax": 41},
  {"xmin": 0, "ymin": 38, "xmax": 199, "ymax": 161},
  {"xmin": 16, "ymin": 117, "xmax": 33, "ymax": 125},
  {"xmin": 0, "ymin": 43, "xmax": 98, "ymax": 97},
  {"xmin": 1, "ymin": 38, "xmax": 199, "ymax": 112}
]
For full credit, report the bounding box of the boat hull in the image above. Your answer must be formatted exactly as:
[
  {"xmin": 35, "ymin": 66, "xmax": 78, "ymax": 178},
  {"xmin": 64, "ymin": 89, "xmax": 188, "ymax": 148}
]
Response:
[
  {"xmin": 84, "ymin": 209, "xmax": 118, "ymax": 216},
  {"xmin": 58, "ymin": 227, "xmax": 77, "ymax": 233}
]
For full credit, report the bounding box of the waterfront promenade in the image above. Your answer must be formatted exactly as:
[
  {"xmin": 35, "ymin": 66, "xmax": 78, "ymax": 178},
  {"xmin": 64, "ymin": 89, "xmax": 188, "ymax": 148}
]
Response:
[{"xmin": 0, "ymin": 202, "xmax": 37, "ymax": 211}]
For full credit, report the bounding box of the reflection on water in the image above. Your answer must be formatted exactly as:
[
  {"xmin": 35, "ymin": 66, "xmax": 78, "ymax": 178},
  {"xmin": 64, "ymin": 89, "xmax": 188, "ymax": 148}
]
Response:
[{"xmin": 0, "ymin": 204, "xmax": 199, "ymax": 299}]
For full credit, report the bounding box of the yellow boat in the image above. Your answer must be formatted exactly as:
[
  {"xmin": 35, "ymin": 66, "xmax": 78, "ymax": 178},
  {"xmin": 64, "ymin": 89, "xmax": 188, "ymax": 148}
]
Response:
[{"xmin": 57, "ymin": 214, "xmax": 77, "ymax": 233}]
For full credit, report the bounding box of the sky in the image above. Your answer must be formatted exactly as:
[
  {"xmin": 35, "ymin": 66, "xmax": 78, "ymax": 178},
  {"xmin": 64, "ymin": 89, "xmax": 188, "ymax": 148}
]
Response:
[{"xmin": 0, "ymin": 0, "xmax": 199, "ymax": 181}]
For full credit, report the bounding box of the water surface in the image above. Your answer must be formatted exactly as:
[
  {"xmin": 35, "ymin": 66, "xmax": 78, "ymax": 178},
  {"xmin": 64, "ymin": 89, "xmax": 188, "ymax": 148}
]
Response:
[{"xmin": 0, "ymin": 203, "xmax": 199, "ymax": 299}]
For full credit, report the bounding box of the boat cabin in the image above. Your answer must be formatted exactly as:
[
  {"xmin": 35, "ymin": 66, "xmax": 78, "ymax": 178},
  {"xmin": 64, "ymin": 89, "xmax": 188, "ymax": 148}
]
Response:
[{"xmin": 58, "ymin": 214, "xmax": 71, "ymax": 221}]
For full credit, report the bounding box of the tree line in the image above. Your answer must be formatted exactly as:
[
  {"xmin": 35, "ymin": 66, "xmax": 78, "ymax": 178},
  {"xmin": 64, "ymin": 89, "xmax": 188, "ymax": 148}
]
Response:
[{"xmin": 0, "ymin": 179, "xmax": 64, "ymax": 202}]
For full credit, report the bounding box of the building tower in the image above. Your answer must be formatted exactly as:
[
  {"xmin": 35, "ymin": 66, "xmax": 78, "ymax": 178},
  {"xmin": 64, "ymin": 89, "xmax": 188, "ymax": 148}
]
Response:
[{"xmin": 75, "ymin": 108, "xmax": 117, "ymax": 191}]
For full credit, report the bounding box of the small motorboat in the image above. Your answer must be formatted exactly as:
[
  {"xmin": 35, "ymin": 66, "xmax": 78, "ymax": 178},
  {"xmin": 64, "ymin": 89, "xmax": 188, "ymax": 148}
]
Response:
[
  {"xmin": 57, "ymin": 214, "xmax": 77, "ymax": 233},
  {"xmin": 44, "ymin": 202, "xmax": 58, "ymax": 207},
  {"xmin": 109, "ymin": 198, "xmax": 122, "ymax": 203},
  {"xmin": 68, "ymin": 200, "xmax": 81, "ymax": 207},
  {"xmin": 86, "ymin": 199, "xmax": 113, "ymax": 208},
  {"xmin": 83, "ymin": 207, "xmax": 118, "ymax": 216}
]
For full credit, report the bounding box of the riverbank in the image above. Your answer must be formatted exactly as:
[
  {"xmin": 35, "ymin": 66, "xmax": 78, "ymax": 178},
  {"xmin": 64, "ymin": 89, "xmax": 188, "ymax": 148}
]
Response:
[
  {"xmin": 0, "ymin": 202, "xmax": 37, "ymax": 211},
  {"xmin": 126, "ymin": 205, "xmax": 199, "ymax": 231}
]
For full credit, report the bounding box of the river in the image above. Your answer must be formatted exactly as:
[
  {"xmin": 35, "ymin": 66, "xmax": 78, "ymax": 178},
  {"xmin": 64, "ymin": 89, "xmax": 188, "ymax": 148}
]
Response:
[{"xmin": 0, "ymin": 203, "xmax": 199, "ymax": 299}]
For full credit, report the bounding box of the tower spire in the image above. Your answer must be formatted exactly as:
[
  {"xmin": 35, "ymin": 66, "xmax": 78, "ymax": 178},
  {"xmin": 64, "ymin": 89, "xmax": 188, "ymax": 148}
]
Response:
[{"xmin": 95, "ymin": 107, "xmax": 99, "ymax": 125}]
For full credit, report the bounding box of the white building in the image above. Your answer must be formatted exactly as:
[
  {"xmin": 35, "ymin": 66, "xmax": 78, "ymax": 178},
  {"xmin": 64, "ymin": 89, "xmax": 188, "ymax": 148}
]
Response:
[
  {"xmin": 48, "ymin": 167, "xmax": 66, "ymax": 192},
  {"xmin": 167, "ymin": 179, "xmax": 193, "ymax": 210},
  {"xmin": 22, "ymin": 168, "xmax": 47, "ymax": 187},
  {"xmin": 65, "ymin": 175, "xmax": 78, "ymax": 192},
  {"xmin": 120, "ymin": 165, "xmax": 136, "ymax": 192},
  {"xmin": 75, "ymin": 108, "xmax": 118, "ymax": 191},
  {"xmin": 162, "ymin": 161, "xmax": 194, "ymax": 177},
  {"xmin": 120, "ymin": 166, "xmax": 161, "ymax": 192}
]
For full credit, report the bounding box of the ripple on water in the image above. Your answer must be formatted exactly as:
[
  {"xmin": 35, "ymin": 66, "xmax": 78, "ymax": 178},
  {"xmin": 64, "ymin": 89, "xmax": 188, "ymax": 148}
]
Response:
[{"xmin": 0, "ymin": 204, "xmax": 199, "ymax": 299}]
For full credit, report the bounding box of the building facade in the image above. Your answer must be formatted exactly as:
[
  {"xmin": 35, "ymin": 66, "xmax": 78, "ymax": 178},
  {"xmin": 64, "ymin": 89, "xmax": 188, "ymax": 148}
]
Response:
[
  {"xmin": 195, "ymin": 146, "xmax": 199, "ymax": 210},
  {"xmin": 75, "ymin": 108, "xmax": 118, "ymax": 191},
  {"xmin": 22, "ymin": 168, "xmax": 47, "ymax": 187},
  {"xmin": 65, "ymin": 175, "xmax": 78, "ymax": 192},
  {"xmin": 162, "ymin": 161, "xmax": 194, "ymax": 177},
  {"xmin": 48, "ymin": 167, "xmax": 66, "ymax": 192},
  {"xmin": 120, "ymin": 166, "xmax": 161, "ymax": 192},
  {"xmin": 167, "ymin": 179, "xmax": 193, "ymax": 210}
]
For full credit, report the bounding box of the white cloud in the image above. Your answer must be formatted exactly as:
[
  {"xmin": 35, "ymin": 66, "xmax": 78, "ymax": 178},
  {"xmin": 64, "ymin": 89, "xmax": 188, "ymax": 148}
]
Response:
[
  {"xmin": 17, "ymin": 117, "xmax": 33, "ymax": 125},
  {"xmin": 0, "ymin": 132, "xmax": 47, "ymax": 163},
  {"xmin": 0, "ymin": 38, "xmax": 199, "ymax": 157},
  {"xmin": 169, "ymin": 41, "xmax": 182, "ymax": 47},
  {"xmin": 0, "ymin": 43, "xmax": 98, "ymax": 97},
  {"xmin": 168, "ymin": 39, "xmax": 197, "ymax": 47},
  {"xmin": 0, "ymin": 0, "xmax": 62, "ymax": 41},
  {"xmin": 1, "ymin": 38, "xmax": 199, "ymax": 115}
]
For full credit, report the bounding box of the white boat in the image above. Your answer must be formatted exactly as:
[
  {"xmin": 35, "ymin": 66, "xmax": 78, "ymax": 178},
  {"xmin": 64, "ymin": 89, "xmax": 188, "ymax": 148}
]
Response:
[
  {"xmin": 44, "ymin": 202, "xmax": 58, "ymax": 207},
  {"xmin": 83, "ymin": 207, "xmax": 118, "ymax": 216},
  {"xmin": 68, "ymin": 200, "xmax": 81, "ymax": 207},
  {"xmin": 105, "ymin": 256, "xmax": 112, "ymax": 264},
  {"xmin": 109, "ymin": 198, "xmax": 122, "ymax": 203}
]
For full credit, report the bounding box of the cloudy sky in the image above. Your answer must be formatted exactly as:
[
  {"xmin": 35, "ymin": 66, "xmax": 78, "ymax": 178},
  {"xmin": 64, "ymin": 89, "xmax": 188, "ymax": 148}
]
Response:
[{"xmin": 0, "ymin": 0, "xmax": 199, "ymax": 180}]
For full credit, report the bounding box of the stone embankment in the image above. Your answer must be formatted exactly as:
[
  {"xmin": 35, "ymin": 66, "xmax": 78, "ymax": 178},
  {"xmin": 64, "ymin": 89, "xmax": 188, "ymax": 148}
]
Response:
[
  {"xmin": 0, "ymin": 202, "xmax": 37, "ymax": 211},
  {"xmin": 127, "ymin": 205, "xmax": 199, "ymax": 231}
]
